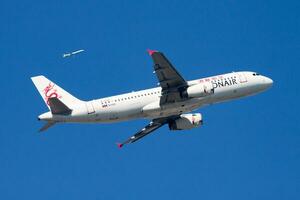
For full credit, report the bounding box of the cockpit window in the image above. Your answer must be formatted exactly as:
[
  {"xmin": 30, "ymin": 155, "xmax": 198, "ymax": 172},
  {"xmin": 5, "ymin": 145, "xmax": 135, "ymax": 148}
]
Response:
[{"xmin": 252, "ymin": 72, "xmax": 260, "ymax": 76}]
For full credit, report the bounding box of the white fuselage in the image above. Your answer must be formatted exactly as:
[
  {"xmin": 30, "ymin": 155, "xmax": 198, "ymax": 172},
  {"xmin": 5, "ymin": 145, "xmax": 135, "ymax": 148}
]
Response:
[{"xmin": 38, "ymin": 71, "xmax": 273, "ymax": 123}]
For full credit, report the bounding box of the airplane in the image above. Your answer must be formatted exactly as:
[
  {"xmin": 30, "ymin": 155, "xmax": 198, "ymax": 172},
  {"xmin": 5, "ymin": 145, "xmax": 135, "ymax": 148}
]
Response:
[
  {"xmin": 31, "ymin": 49, "xmax": 273, "ymax": 148},
  {"xmin": 62, "ymin": 49, "xmax": 84, "ymax": 58}
]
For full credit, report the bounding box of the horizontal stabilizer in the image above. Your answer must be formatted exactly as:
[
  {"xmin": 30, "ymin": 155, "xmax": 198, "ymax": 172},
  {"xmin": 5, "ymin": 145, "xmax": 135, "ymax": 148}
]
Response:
[
  {"xmin": 48, "ymin": 97, "xmax": 72, "ymax": 115},
  {"xmin": 39, "ymin": 121, "xmax": 56, "ymax": 132}
]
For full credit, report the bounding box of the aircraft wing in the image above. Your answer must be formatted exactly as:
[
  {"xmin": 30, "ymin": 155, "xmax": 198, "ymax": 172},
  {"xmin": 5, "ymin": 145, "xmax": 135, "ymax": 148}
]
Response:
[
  {"xmin": 117, "ymin": 117, "xmax": 171, "ymax": 148},
  {"xmin": 148, "ymin": 50, "xmax": 188, "ymax": 104}
]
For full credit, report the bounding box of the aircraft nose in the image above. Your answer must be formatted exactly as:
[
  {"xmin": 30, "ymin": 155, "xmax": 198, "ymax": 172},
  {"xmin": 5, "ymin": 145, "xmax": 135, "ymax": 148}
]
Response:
[{"xmin": 263, "ymin": 76, "xmax": 273, "ymax": 89}]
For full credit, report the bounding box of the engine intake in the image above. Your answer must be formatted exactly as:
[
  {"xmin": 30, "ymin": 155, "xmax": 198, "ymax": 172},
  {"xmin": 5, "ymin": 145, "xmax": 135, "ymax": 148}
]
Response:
[{"xmin": 169, "ymin": 113, "xmax": 203, "ymax": 130}]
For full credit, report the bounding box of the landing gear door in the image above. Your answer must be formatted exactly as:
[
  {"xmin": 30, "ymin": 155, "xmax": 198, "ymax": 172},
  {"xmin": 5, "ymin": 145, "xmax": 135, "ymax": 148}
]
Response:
[
  {"xmin": 237, "ymin": 72, "xmax": 247, "ymax": 83},
  {"xmin": 86, "ymin": 101, "xmax": 95, "ymax": 114}
]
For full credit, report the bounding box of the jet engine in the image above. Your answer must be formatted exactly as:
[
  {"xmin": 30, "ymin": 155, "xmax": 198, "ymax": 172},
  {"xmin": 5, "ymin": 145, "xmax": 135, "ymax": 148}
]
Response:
[
  {"xmin": 168, "ymin": 113, "xmax": 203, "ymax": 130},
  {"xmin": 182, "ymin": 82, "xmax": 214, "ymax": 98}
]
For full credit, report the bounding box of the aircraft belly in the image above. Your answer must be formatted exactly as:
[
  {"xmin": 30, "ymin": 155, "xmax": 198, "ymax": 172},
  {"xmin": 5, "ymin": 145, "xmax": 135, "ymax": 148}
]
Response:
[{"xmin": 142, "ymin": 98, "xmax": 203, "ymax": 119}]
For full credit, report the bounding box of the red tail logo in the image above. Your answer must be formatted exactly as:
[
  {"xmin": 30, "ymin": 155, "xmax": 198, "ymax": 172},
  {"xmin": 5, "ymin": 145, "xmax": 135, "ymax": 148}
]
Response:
[{"xmin": 43, "ymin": 83, "xmax": 61, "ymax": 105}]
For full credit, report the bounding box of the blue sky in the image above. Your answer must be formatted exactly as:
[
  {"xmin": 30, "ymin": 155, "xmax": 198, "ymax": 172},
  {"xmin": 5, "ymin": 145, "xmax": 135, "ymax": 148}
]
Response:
[{"xmin": 1, "ymin": 0, "xmax": 299, "ymax": 199}]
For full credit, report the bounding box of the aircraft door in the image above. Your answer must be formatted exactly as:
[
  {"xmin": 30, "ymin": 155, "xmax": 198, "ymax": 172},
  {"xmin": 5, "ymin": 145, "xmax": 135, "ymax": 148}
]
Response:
[
  {"xmin": 86, "ymin": 101, "xmax": 95, "ymax": 114},
  {"xmin": 237, "ymin": 72, "xmax": 247, "ymax": 83}
]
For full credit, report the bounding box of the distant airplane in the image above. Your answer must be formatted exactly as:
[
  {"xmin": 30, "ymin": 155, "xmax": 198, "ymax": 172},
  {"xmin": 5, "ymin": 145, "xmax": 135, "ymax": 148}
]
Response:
[
  {"xmin": 63, "ymin": 49, "xmax": 84, "ymax": 58},
  {"xmin": 31, "ymin": 50, "xmax": 273, "ymax": 148}
]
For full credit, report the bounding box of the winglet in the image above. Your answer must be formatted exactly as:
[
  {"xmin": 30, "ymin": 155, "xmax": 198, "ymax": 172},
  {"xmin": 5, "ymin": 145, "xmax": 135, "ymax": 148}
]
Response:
[
  {"xmin": 147, "ymin": 49, "xmax": 158, "ymax": 56},
  {"xmin": 116, "ymin": 143, "xmax": 123, "ymax": 148}
]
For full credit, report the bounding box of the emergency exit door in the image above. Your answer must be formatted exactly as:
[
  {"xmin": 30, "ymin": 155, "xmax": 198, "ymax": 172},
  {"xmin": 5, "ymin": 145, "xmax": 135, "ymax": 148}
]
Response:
[{"xmin": 86, "ymin": 101, "xmax": 95, "ymax": 114}]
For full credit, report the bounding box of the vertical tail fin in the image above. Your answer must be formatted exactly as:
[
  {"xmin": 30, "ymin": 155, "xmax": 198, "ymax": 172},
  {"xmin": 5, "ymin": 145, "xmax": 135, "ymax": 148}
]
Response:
[{"xmin": 31, "ymin": 75, "xmax": 83, "ymax": 109}]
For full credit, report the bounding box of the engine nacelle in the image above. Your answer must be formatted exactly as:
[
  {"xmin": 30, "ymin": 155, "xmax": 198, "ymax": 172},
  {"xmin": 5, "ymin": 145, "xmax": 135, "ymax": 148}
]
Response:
[
  {"xmin": 183, "ymin": 82, "xmax": 214, "ymax": 98},
  {"xmin": 169, "ymin": 113, "xmax": 203, "ymax": 130}
]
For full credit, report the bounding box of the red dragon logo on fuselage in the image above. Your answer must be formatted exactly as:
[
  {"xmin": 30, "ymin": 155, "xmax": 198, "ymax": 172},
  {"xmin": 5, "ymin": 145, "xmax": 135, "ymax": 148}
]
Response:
[{"xmin": 43, "ymin": 82, "xmax": 61, "ymax": 105}]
